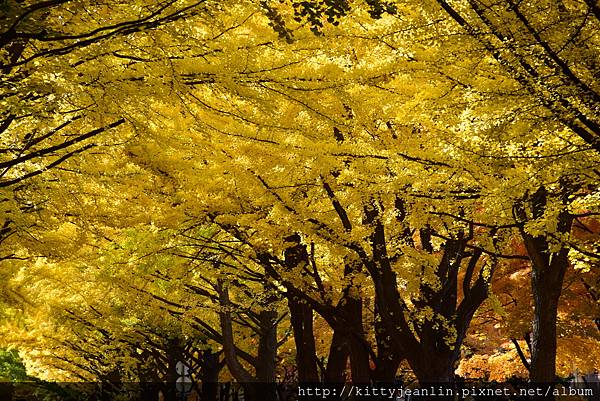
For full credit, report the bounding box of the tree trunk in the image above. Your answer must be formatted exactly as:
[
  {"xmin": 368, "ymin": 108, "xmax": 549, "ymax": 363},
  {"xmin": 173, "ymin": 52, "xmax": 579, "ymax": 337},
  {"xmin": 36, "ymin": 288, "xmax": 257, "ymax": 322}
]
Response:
[
  {"xmin": 529, "ymin": 254, "xmax": 568, "ymax": 385},
  {"xmin": 100, "ymin": 369, "xmax": 123, "ymax": 401},
  {"xmin": 140, "ymin": 383, "xmax": 160, "ymax": 401},
  {"xmin": 411, "ymin": 352, "xmax": 455, "ymax": 384},
  {"xmin": 137, "ymin": 349, "xmax": 161, "ymax": 401},
  {"xmin": 284, "ymin": 234, "xmax": 320, "ymax": 383},
  {"xmin": 199, "ymin": 350, "xmax": 221, "ymax": 401},
  {"xmin": 165, "ymin": 339, "xmax": 183, "ymax": 401},
  {"xmin": 256, "ymin": 310, "xmax": 279, "ymax": 401},
  {"xmin": 363, "ymin": 202, "xmax": 492, "ymax": 388},
  {"xmin": 218, "ymin": 282, "xmax": 260, "ymax": 401},
  {"xmin": 515, "ymin": 185, "xmax": 573, "ymax": 394},
  {"xmin": 289, "ymin": 297, "xmax": 319, "ymax": 382},
  {"xmin": 372, "ymin": 307, "xmax": 402, "ymax": 383},
  {"xmin": 344, "ymin": 295, "xmax": 371, "ymax": 383},
  {"xmin": 325, "ymin": 327, "xmax": 349, "ymax": 383}
]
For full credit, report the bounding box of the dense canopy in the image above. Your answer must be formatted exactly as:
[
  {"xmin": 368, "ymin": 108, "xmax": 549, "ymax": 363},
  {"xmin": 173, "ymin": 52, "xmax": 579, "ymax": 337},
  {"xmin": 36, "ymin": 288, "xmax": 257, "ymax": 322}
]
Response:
[{"xmin": 0, "ymin": 1, "xmax": 598, "ymax": 400}]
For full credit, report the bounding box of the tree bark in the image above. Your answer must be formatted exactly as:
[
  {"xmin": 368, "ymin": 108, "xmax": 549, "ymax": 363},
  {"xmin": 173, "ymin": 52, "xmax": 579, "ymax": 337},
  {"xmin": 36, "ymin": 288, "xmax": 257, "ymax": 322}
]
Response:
[
  {"xmin": 372, "ymin": 305, "xmax": 402, "ymax": 383},
  {"xmin": 284, "ymin": 234, "xmax": 320, "ymax": 383},
  {"xmin": 256, "ymin": 310, "xmax": 278, "ymax": 401},
  {"xmin": 514, "ymin": 185, "xmax": 574, "ymax": 400},
  {"xmin": 325, "ymin": 326, "xmax": 348, "ymax": 383},
  {"xmin": 362, "ymin": 201, "xmax": 493, "ymax": 387},
  {"xmin": 199, "ymin": 350, "xmax": 222, "ymax": 401},
  {"xmin": 164, "ymin": 339, "xmax": 184, "ymax": 401},
  {"xmin": 344, "ymin": 295, "xmax": 371, "ymax": 383},
  {"xmin": 217, "ymin": 281, "xmax": 259, "ymax": 401},
  {"xmin": 288, "ymin": 297, "xmax": 319, "ymax": 382}
]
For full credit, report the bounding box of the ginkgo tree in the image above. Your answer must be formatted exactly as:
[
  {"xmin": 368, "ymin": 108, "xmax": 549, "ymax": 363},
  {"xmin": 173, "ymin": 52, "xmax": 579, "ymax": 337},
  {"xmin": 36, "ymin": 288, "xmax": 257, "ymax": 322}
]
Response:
[
  {"xmin": 0, "ymin": 0, "xmax": 230, "ymax": 322},
  {"xmin": 96, "ymin": 4, "xmax": 597, "ymax": 388},
  {"xmin": 0, "ymin": 0, "xmax": 598, "ymax": 398},
  {"xmin": 271, "ymin": 0, "xmax": 600, "ymax": 388}
]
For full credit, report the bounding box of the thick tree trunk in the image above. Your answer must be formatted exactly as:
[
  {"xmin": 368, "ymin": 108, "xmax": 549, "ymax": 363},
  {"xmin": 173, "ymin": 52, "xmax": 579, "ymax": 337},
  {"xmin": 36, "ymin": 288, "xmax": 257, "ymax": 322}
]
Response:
[
  {"xmin": 140, "ymin": 384, "xmax": 160, "ymax": 401},
  {"xmin": 218, "ymin": 279, "xmax": 281, "ymax": 401},
  {"xmin": 256, "ymin": 310, "xmax": 279, "ymax": 401},
  {"xmin": 364, "ymin": 202, "xmax": 492, "ymax": 388},
  {"xmin": 371, "ymin": 353, "xmax": 401, "ymax": 383},
  {"xmin": 325, "ymin": 327, "xmax": 349, "ymax": 383},
  {"xmin": 344, "ymin": 296, "xmax": 371, "ymax": 383},
  {"xmin": 322, "ymin": 260, "xmax": 373, "ymax": 384},
  {"xmin": 411, "ymin": 353, "xmax": 455, "ymax": 384},
  {"xmin": 100, "ymin": 369, "xmax": 123, "ymax": 401},
  {"xmin": 256, "ymin": 312, "xmax": 278, "ymax": 383},
  {"xmin": 514, "ymin": 185, "xmax": 574, "ymax": 401},
  {"xmin": 165, "ymin": 339, "xmax": 183, "ymax": 401},
  {"xmin": 136, "ymin": 349, "xmax": 160, "ymax": 401},
  {"xmin": 0, "ymin": 384, "xmax": 13, "ymax": 401},
  {"xmin": 529, "ymin": 256, "xmax": 568, "ymax": 385},
  {"xmin": 289, "ymin": 298, "xmax": 319, "ymax": 382},
  {"xmin": 372, "ymin": 307, "xmax": 402, "ymax": 383},
  {"xmin": 530, "ymin": 284, "xmax": 561, "ymax": 384},
  {"xmin": 199, "ymin": 350, "xmax": 221, "ymax": 401},
  {"xmin": 324, "ymin": 296, "xmax": 372, "ymax": 384},
  {"xmin": 283, "ymin": 234, "xmax": 320, "ymax": 383}
]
